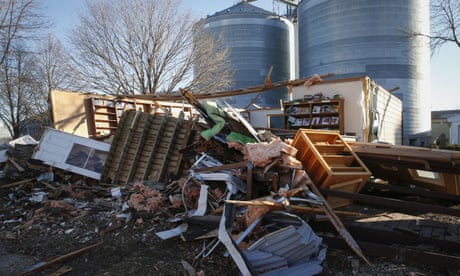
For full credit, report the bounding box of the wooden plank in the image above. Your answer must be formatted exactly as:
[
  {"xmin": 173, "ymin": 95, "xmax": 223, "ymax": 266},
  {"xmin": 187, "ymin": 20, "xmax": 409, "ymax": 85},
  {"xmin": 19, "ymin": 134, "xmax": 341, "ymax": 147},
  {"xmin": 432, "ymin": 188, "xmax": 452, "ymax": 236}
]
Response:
[
  {"xmin": 320, "ymin": 188, "xmax": 460, "ymax": 217},
  {"xmin": 330, "ymin": 166, "xmax": 366, "ymax": 172},
  {"xmin": 133, "ymin": 113, "xmax": 169, "ymax": 182},
  {"xmin": 124, "ymin": 113, "xmax": 153, "ymax": 184},
  {"xmin": 326, "ymin": 179, "xmax": 361, "ymax": 208},
  {"xmin": 102, "ymin": 110, "xmax": 140, "ymax": 184},
  {"xmin": 22, "ymin": 242, "xmax": 103, "ymax": 275},
  {"xmin": 193, "ymin": 161, "xmax": 247, "ymax": 172},
  {"xmin": 351, "ymin": 142, "xmax": 460, "ymax": 172},
  {"xmin": 151, "ymin": 116, "xmax": 179, "ymax": 181},
  {"xmin": 314, "ymin": 144, "xmax": 346, "ymax": 155},
  {"xmin": 323, "ymin": 155, "xmax": 354, "ymax": 166},
  {"xmin": 0, "ymin": 177, "xmax": 36, "ymax": 188}
]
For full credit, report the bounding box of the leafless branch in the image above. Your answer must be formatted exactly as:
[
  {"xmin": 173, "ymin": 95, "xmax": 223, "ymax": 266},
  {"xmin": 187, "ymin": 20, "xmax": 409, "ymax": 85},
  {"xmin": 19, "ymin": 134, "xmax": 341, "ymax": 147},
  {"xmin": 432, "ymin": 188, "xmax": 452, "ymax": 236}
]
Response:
[
  {"xmin": 69, "ymin": 0, "xmax": 233, "ymax": 96},
  {"xmin": 409, "ymin": 0, "xmax": 460, "ymax": 54}
]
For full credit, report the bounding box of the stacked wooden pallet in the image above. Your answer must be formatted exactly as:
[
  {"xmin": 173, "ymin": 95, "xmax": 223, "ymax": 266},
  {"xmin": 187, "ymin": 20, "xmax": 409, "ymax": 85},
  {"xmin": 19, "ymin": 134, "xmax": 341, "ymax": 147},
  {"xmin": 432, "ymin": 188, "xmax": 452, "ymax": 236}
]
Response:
[{"xmin": 101, "ymin": 109, "xmax": 192, "ymax": 185}]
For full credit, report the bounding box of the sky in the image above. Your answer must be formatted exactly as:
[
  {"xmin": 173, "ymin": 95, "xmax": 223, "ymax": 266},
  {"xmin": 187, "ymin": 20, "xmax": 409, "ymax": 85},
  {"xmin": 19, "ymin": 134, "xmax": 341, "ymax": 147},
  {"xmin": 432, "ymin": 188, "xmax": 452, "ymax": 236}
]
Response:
[{"xmin": 43, "ymin": 0, "xmax": 460, "ymax": 111}]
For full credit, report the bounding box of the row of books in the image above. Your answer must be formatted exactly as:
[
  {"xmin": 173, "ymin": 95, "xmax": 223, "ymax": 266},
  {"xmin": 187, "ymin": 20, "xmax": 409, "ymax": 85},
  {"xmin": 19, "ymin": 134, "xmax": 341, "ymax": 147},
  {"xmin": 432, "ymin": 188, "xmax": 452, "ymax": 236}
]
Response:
[
  {"xmin": 287, "ymin": 104, "xmax": 339, "ymax": 115},
  {"xmin": 288, "ymin": 116, "xmax": 340, "ymax": 127}
]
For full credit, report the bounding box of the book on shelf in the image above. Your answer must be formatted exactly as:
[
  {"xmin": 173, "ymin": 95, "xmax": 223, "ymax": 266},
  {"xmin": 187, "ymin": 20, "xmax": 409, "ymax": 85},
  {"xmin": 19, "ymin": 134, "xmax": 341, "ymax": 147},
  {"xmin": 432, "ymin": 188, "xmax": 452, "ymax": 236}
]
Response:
[
  {"xmin": 331, "ymin": 116, "xmax": 339, "ymax": 125},
  {"xmin": 312, "ymin": 105, "xmax": 322, "ymax": 114},
  {"xmin": 311, "ymin": 117, "xmax": 320, "ymax": 125},
  {"xmin": 321, "ymin": 104, "xmax": 332, "ymax": 113}
]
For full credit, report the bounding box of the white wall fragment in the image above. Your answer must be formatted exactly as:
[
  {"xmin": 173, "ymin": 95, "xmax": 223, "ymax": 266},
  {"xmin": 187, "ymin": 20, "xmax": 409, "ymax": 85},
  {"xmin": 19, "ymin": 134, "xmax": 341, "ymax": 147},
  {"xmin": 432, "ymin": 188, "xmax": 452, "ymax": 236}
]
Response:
[{"xmin": 33, "ymin": 128, "xmax": 110, "ymax": 180}]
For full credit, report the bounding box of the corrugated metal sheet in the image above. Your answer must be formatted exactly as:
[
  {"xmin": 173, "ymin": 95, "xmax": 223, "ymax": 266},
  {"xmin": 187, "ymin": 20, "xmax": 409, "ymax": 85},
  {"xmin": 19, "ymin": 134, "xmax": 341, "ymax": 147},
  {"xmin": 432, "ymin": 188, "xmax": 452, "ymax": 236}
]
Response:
[{"xmin": 244, "ymin": 221, "xmax": 326, "ymax": 275}]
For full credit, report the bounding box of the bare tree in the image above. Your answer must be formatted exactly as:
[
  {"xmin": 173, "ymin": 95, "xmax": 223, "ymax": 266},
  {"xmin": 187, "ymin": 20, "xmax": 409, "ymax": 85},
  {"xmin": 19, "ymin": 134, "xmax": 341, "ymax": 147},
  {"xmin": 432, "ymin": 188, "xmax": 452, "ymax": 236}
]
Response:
[
  {"xmin": 409, "ymin": 0, "xmax": 460, "ymax": 53},
  {"xmin": 0, "ymin": 45, "xmax": 35, "ymax": 138},
  {"xmin": 29, "ymin": 35, "xmax": 84, "ymax": 126},
  {"xmin": 0, "ymin": 0, "xmax": 47, "ymax": 138},
  {"xmin": 431, "ymin": 0, "xmax": 460, "ymax": 51},
  {"xmin": 0, "ymin": 0, "xmax": 46, "ymax": 67},
  {"xmin": 70, "ymin": 0, "xmax": 233, "ymax": 95},
  {"xmin": 36, "ymin": 35, "xmax": 81, "ymax": 93},
  {"xmin": 190, "ymin": 23, "xmax": 234, "ymax": 93}
]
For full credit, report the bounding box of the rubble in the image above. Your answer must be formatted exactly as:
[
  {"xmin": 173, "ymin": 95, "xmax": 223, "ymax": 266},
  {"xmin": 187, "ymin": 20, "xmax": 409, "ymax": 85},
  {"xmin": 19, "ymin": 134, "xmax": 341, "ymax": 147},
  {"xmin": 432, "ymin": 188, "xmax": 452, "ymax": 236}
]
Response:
[
  {"xmin": 1, "ymin": 88, "xmax": 460, "ymax": 275},
  {"xmin": 127, "ymin": 183, "xmax": 163, "ymax": 213},
  {"xmin": 0, "ymin": 135, "xmax": 39, "ymax": 179}
]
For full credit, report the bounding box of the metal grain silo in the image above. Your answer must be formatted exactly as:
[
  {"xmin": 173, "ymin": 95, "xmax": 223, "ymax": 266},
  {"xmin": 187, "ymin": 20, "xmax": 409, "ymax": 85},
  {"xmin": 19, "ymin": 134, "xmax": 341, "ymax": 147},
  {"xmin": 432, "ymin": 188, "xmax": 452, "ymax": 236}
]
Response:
[
  {"xmin": 298, "ymin": 0, "xmax": 431, "ymax": 145},
  {"xmin": 203, "ymin": 1, "xmax": 294, "ymax": 108}
]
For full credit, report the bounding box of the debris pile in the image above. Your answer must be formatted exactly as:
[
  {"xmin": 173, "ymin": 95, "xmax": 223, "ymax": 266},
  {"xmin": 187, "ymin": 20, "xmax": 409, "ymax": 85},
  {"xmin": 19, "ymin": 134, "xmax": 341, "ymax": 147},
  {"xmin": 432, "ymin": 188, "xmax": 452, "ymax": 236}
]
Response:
[
  {"xmin": 5, "ymin": 90, "xmax": 459, "ymax": 275},
  {"xmin": 0, "ymin": 92, "xmax": 371, "ymax": 275},
  {"xmin": 0, "ymin": 135, "xmax": 41, "ymax": 179}
]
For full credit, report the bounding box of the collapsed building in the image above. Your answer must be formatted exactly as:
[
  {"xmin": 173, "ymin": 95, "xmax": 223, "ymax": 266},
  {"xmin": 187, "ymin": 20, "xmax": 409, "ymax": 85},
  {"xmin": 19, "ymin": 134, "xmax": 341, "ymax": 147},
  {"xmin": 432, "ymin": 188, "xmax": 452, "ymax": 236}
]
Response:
[{"xmin": 1, "ymin": 74, "xmax": 459, "ymax": 275}]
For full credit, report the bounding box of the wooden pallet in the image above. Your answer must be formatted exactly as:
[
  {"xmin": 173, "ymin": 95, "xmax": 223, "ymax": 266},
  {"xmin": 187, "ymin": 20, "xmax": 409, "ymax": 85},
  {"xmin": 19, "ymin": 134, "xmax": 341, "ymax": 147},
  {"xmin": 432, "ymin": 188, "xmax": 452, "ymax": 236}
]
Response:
[
  {"xmin": 101, "ymin": 110, "xmax": 192, "ymax": 185},
  {"xmin": 292, "ymin": 129, "xmax": 371, "ymax": 207}
]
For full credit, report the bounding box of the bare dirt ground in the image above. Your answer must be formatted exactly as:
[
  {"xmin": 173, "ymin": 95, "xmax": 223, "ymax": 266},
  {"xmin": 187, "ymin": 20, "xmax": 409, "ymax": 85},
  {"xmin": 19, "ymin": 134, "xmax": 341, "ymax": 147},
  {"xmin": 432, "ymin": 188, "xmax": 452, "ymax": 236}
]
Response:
[
  {"xmin": 0, "ymin": 179, "xmax": 238, "ymax": 276},
  {"xmin": 1, "ymin": 176, "xmax": 459, "ymax": 276}
]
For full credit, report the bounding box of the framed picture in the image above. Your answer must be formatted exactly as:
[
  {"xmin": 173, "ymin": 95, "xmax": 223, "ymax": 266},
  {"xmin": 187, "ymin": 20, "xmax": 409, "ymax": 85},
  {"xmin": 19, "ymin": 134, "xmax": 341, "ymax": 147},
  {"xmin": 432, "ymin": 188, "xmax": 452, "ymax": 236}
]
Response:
[
  {"xmin": 331, "ymin": 116, "xmax": 340, "ymax": 125},
  {"xmin": 321, "ymin": 117, "xmax": 331, "ymax": 125},
  {"xmin": 312, "ymin": 105, "xmax": 322, "ymax": 114}
]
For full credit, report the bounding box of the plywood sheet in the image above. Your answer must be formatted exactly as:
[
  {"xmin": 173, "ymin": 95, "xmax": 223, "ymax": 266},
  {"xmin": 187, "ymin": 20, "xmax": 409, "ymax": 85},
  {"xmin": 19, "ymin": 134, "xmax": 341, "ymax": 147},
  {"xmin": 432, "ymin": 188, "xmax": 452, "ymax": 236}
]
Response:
[{"xmin": 50, "ymin": 90, "xmax": 92, "ymax": 137}]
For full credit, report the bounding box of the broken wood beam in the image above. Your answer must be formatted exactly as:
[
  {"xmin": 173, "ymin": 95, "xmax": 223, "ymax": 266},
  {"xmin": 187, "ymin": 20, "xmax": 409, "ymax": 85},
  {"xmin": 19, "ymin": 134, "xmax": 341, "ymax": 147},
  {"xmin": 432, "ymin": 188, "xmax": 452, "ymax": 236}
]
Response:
[
  {"xmin": 224, "ymin": 199, "xmax": 368, "ymax": 218},
  {"xmin": 192, "ymin": 161, "xmax": 247, "ymax": 172},
  {"xmin": 319, "ymin": 188, "xmax": 460, "ymax": 217},
  {"xmin": 308, "ymin": 182, "xmax": 371, "ymax": 265},
  {"xmin": 141, "ymin": 73, "xmax": 335, "ymax": 102},
  {"xmin": 8, "ymin": 158, "xmax": 25, "ymax": 172},
  {"xmin": 0, "ymin": 177, "xmax": 36, "ymax": 188},
  {"xmin": 364, "ymin": 182, "xmax": 460, "ymax": 203},
  {"xmin": 21, "ymin": 242, "xmax": 103, "ymax": 275}
]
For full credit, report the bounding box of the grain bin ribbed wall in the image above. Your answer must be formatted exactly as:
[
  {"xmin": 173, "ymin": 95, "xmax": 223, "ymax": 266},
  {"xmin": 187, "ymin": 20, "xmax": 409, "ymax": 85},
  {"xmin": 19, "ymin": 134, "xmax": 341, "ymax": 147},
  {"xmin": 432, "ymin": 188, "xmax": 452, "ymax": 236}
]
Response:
[
  {"xmin": 204, "ymin": 2, "xmax": 293, "ymax": 108},
  {"xmin": 298, "ymin": 0, "xmax": 431, "ymax": 145}
]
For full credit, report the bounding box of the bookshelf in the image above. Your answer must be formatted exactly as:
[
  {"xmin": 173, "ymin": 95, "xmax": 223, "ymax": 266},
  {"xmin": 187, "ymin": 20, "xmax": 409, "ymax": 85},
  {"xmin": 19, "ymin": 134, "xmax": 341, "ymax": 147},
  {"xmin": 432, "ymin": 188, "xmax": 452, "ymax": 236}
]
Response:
[{"xmin": 283, "ymin": 98, "xmax": 344, "ymax": 133}]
